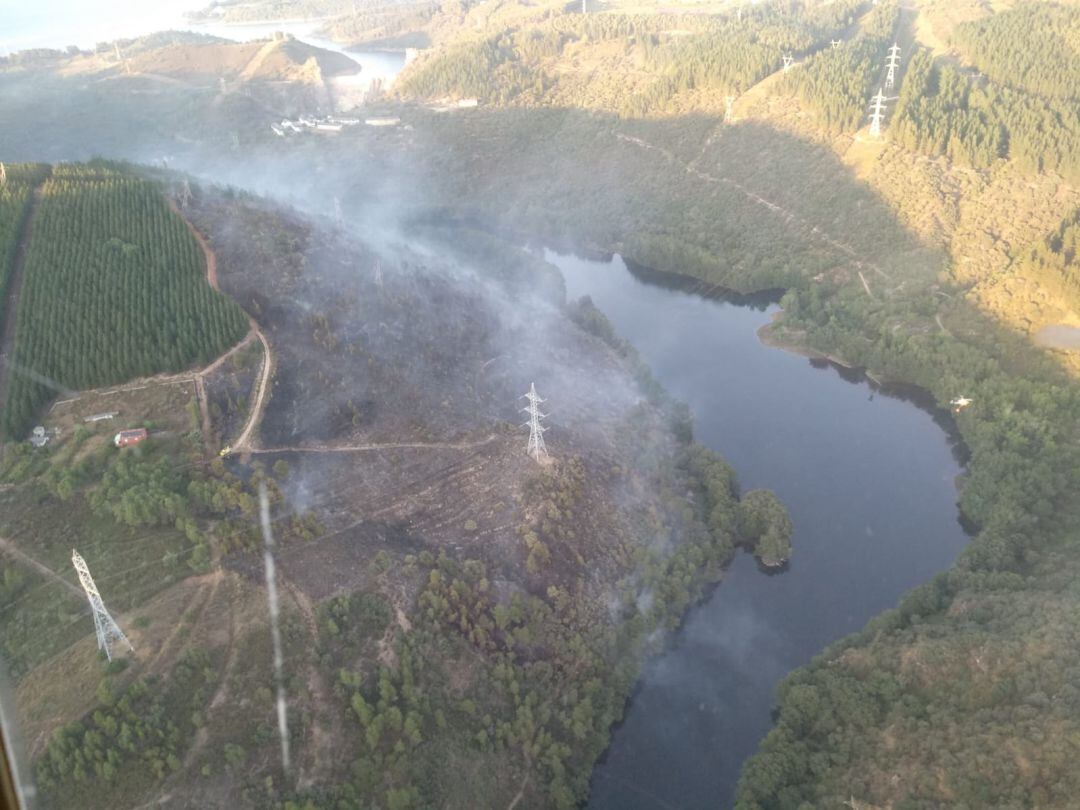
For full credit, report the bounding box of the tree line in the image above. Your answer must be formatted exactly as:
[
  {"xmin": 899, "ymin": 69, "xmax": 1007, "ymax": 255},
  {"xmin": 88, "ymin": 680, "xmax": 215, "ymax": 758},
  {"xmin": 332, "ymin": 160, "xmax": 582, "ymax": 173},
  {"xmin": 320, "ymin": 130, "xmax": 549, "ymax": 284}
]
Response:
[
  {"xmin": 1, "ymin": 163, "xmax": 249, "ymax": 438},
  {"xmin": 35, "ymin": 648, "xmax": 216, "ymax": 802}
]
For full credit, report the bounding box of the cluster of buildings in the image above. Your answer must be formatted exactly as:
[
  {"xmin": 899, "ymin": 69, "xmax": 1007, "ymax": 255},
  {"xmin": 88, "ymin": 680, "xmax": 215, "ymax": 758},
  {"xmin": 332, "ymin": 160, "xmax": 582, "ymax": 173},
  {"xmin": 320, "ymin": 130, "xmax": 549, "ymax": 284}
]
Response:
[
  {"xmin": 270, "ymin": 114, "xmax": 362, "ymax": 137},
  {"xmin": 428, "ymin": 98, "xmax": 479, "ymax": 113}
]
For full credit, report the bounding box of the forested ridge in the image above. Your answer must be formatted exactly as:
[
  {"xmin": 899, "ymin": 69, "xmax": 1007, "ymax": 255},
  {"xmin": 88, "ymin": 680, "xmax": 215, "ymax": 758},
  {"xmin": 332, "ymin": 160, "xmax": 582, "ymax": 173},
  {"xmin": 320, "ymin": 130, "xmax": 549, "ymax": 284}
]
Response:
[
  {"xmin": 781, "ymin": 1, "xmax": 898, "ymax": 134},
  {"xmin": 951, "ymin": 2, "xmax": 1080, "ymax": 102},
  {"xmin": 397, "ymin": 0, "xmax": 871, "ymax": 113},
  {"xmin": 0, "ymin": 163, "xmax": 249, "ymax": 439},
  {"xmin": 891, "ymin": 48, "xmax": 1080, "ymax": 182}
]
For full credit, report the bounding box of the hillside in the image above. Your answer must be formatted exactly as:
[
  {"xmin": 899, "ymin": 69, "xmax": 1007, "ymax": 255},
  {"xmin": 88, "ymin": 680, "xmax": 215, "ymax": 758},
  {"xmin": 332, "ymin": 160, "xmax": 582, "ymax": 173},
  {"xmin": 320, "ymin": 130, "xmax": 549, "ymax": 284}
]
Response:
[
  {"xmin": 388, "ymin": 0, "xmax": 1080, "ymax": 350},
  {"xmin": 2, "ymin": 0, "xmax": 1080, "ymax": 806},
  {"xmin": 371, "ymin": 1, "xmax": 1080, "ymax": 806},
  {"xmin": 0, "ymin": 171, "xmax": 802, "ymax": 809}
]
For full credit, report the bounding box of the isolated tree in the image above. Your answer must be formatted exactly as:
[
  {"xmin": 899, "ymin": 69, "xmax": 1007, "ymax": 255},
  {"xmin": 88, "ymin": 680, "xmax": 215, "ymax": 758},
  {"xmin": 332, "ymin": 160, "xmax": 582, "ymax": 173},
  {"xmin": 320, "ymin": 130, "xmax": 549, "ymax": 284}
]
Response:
[{"xmin": 737, "ymin": 489, "xmax": 793, "ymax": 567}]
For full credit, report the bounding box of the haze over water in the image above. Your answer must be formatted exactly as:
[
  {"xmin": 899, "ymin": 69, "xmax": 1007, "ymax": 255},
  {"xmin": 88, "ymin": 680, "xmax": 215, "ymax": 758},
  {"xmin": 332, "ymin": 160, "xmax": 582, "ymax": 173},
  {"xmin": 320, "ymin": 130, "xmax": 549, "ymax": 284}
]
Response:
[{"xmin": 549, "ymin": 250, "xmax": 971, "ymax": 809}]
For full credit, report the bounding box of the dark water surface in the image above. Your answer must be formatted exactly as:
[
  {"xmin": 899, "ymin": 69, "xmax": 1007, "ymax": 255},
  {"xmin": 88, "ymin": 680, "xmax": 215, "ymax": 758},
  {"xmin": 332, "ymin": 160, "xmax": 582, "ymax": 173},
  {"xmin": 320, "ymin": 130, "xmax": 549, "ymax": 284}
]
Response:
[{"xmin": 545, "ymin": 250, "xmax": 971, "ymax": 810}]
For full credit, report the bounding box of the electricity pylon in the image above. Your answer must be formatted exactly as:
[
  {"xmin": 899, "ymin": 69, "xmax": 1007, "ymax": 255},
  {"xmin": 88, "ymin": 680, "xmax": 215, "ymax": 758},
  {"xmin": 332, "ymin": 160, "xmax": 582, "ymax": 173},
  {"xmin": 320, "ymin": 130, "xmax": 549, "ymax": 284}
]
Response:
[
  {"xmin": 521, "ymin": 383, "xmax": 548, "ymax": 462},
  {"xmin": 831, "ymin": 39, "xmax": 842, "ymax": 49},
  {"xmin": 782, "ymin": 53, "xmax": 794, "ymax": 72},
  {"xmin": 867, "ymin": 88, "xmax": 895, "ymax": 138},
  {"xmin": 885, "ymin": 43, "xmax": 901, "ymax": 89},
  {"xmin": 725, "ymin": 95, "xmax": 736, "ymax": 122},
  {"xmin": 71, "ymin": 550, "xmax": 133, "ymax": 662}
]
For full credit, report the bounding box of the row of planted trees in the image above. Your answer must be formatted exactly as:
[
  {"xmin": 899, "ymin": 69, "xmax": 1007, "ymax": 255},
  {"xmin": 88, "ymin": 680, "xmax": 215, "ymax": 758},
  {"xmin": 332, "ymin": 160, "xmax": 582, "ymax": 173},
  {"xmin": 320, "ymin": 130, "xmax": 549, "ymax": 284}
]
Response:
[{"xmin": 1, "ymin": 164, "xmax": 249, "ymax": 439}]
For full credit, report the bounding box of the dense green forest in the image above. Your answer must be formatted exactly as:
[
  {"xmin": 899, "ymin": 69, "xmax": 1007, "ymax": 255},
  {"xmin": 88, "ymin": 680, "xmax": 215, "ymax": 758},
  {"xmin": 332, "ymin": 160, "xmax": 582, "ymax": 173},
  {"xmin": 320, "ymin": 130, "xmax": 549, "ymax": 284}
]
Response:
[
  {"xmin": 397, "ymin": 0, "xmax": 870, "ymax": 113},
  {"xmin": 951, "ymin": 2, "xmax": 1080, "ymax": 101},
  {"xmin": 781, "ymin": 1, "xmax": 897, "ymax": 133},
  {"xmin": 891, "ymin": 49, "xmax": 1080, "ymax": 182},
  {"xmin": 626, "ymin": 0, "xmax": 867, "ymax": 115},
  {"xmin": 0, "ymin": 164, "xmax": 249, "ymax": 439}
]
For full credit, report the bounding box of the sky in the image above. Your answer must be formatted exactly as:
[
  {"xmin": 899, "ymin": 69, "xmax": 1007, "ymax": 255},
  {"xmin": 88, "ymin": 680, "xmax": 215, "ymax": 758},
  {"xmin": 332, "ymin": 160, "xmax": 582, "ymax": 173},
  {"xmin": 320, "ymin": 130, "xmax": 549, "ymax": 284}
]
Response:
[{"xmin": 0, "ymin": 0, "xmax": 206, "ymax": 55}]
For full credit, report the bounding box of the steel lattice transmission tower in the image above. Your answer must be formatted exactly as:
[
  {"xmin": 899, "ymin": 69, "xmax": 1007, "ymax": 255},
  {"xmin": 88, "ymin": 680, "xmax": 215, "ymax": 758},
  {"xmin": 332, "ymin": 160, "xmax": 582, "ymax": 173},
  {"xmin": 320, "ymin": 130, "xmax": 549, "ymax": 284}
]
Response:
[
  {"xmin": 521, "ymin": 383, "xmax": 549, "ymax": 462},
  {"xmin": 868, "ymin": 88, "xmax": 890, "ymax": 138},
  {"xmin": 71, "ymin": 550, "xmax": 133, "ymax": 662},
  {"xmin": 782, "ymin": 53, "xmax": 794, "ymax": 72},
  {"xmin": 885, "ymin": 43, "xmax": 901, "ymax": 90}
]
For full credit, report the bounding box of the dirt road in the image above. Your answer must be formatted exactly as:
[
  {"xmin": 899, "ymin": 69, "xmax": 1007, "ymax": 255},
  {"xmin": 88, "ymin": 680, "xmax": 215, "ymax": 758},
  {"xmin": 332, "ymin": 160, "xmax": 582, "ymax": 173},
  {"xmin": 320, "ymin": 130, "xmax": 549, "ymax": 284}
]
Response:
[
  {"xmin": 172, "ymin": 200, "xmax": 273, "ymax": 454},
  {"xmin": 231, "ymin": 327, "xmax": 273, "ymax": 452},
  {"xmin": 246, "ymin": 433, "xmax": 499, "ymax": 455}
]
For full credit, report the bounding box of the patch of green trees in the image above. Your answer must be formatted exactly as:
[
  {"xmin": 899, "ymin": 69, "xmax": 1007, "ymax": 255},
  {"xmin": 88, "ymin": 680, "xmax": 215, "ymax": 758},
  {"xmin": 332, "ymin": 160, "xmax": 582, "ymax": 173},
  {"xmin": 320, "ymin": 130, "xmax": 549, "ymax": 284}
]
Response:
[
  {"xmin": 399, "ymin": 0, "xmax": 869, "ymax": 114},
  {"xmin": 782, "ymin": 2, "xmax": 898, "ymax": 134},
  {"xmin": 35, "ymin": 648, "xmax": 216, "ymax": 803},
  {"xmin": 892, "ymin": 49, "xmax": 1080, "ymax": 181},
  {"xmin": 1011, "ymin": 209, "xmax": 1080, "ymax": 307},
  {"xmin": 737, "ymin": 489, "xmax": 793, "ymax": 567},
  {"xmin": 1, "ymin": 163, "xmax": 249, "ymax": 438},
  {"xmin": 951, "ymin": 2, "xmax": 1080, "ymax": 101}
]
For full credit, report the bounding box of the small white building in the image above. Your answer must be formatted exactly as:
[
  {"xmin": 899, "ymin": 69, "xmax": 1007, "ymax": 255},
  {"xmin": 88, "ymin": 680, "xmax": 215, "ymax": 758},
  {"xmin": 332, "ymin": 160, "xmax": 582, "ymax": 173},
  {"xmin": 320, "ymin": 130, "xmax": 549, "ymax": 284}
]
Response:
[{"xmin": 365, "ymin": 117, "xmax": 400, "ymax": 127}]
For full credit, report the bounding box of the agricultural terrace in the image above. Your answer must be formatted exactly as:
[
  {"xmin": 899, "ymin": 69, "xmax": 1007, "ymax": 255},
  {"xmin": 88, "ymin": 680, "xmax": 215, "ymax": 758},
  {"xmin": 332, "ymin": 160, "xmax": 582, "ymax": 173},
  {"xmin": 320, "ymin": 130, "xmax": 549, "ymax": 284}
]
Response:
[{"xmin": 1, "ymin": 164, "xmax": 248, "ymax": 438}]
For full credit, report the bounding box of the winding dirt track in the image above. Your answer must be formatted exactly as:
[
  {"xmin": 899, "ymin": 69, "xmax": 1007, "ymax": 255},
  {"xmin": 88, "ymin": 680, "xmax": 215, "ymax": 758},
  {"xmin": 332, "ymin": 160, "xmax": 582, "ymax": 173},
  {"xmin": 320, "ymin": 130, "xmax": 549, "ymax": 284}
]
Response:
[
  {"xmin": 245, "ymin": 433, "xmax": 499, "ymax": 455},
  {"xmin": 231, "ymin": 327, "xmax": 272, "ymax": 452},
  {"xmin": 171, "ymin": 200, "xmax": 273, "ymax": 453}
]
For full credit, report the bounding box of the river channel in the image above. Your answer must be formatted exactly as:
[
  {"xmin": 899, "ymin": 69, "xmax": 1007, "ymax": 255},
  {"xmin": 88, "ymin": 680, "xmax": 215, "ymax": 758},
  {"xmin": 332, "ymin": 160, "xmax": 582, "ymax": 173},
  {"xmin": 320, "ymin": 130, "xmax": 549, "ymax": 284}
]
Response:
[{"xmin": 544, "ymin": 250, "xmax": 972, "ymax": 809}]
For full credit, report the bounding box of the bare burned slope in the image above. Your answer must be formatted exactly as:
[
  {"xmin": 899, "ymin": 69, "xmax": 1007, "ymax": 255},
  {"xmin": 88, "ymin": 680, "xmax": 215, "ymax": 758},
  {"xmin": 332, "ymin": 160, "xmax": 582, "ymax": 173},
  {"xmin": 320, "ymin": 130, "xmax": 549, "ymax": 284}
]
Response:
[{"xmin": 163, "ymin": 186, "xmax": 728, "ymax": 808}]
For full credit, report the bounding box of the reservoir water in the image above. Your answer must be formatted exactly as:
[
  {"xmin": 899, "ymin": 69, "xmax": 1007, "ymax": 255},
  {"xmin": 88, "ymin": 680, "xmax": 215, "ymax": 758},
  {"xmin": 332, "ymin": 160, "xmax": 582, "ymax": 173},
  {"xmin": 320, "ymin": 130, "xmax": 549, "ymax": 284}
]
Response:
[{"xmin": 545, "ymin": 250, "xmax": 972, "ymax": 809}]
